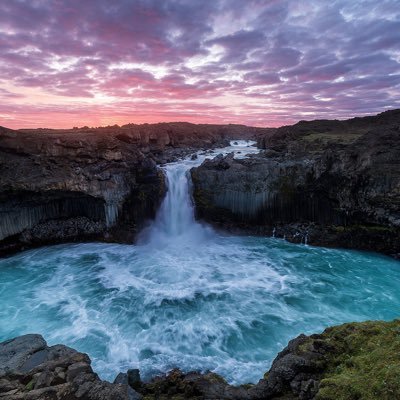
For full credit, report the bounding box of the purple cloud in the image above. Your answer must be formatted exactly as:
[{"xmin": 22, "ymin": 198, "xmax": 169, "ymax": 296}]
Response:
[{"xmin": 0, "ymin": 0, "xmax": 399, "ymax": 128}]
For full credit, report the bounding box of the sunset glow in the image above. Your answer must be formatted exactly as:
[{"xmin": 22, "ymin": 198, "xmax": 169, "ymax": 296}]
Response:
[{"xmin": 1, "ymin": 0, "xmax": 399, "ymax": 129}]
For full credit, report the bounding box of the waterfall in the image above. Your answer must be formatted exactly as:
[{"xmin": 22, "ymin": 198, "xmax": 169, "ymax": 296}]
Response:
[
  {"xmin": 139, "ymin": 140, "xmax": 259, "ymax": 247},
  {"xmin": 4, "ymin": 142, "xmax": 398, "ymax": 387},
  {"xmin": 152, "ymin": 164, "xmax": 197, "ymax": 236},
  {"xmin": 139, "ymin": 160, "xmax": 212, "ymax": 247}
]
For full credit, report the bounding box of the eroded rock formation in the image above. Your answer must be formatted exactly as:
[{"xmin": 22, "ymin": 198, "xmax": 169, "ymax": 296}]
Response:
[
  {"xmin": 191, "ymin": 110, "xmax": 400, "ymax": 257},
  {"xmin": 0, "ymin": 128, "xmax": 165, "ymax": 256},
  {"xmin": 0, "ymin": 122, "xmax": 267, "ymax": 256}
]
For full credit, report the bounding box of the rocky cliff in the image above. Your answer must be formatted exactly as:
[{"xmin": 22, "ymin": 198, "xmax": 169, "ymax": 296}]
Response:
[
  {"xmin": 191, "ymin": 110, "xmax": 400, "ymax": 257},
  {"xmin": 2, "ymin": 320, "xmax": 399, "ymax": 399},
  {"xmin": 0, "ymin": 128, "xmax": 165, "ymax": 256},
  {"xmin": 0, "ymin": 122, "xmax": 266, "ymax": 256}
]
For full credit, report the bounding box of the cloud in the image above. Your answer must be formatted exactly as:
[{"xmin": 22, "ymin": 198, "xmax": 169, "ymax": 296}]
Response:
[
  {"xmin": 207, "ymin": 29, "xmax": 266, "ymax": 63},
  {"xmin": 0, "ymin": 0, "xmax": 399, "ymax": 128}
]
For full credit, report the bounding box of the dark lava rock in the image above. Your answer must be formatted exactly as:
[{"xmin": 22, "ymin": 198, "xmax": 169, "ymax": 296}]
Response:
[
  {"xmin": 0, "ymin": 128, "xmax": 166, "ymax": 257},
  {"xmin": 191, "ymin": 110, "xmax": 400, "ymax": 256},
  {"xmin": 0, "ymin": 334, "xmax": 142, "ymax": 399},
  {"xmin": 127, "ymin": 369, "xmax": 141, "ymax": 390},
  {"xmin": 2, "ymin": 320, "xmax": 400, "ymax": 399},
  {"xmin": 137, "ymin": 320, "xmax": 400, "ymax": 400},
  {"xmin": 0, "ymin": 122, "xmax": 266, "ymax": 257},
  {"xmin": 115, "ymin": 369, "xmax": 142, "ymax": 391}
]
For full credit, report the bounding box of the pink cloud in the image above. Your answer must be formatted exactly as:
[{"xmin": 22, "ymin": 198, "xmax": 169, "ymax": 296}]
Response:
[{"xmin": 0, "ymin": 0, "xmax": 399, "ymax": 129}]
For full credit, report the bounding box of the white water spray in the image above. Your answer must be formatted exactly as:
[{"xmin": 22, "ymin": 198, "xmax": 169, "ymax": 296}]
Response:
[
  {"xmin": 2, "ymin": 140, "xmax": 397, "ymax": 385},
  {"xmin": 140, "ymin": 140, "xmax": 259, "ymax": 247}
]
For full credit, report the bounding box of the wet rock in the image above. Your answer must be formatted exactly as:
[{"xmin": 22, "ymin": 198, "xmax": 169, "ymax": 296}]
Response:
[
  {"xmin": 3, "ymin": 320, "xmax": 400, "ymax": 399},
  {"xmin": 114, "ymin": 372, "xmax": 129, "ymax": 385},
  {"xmin": 0, "ymin": 334, "xmax": 46, "ymax": 375},
  {"xmin": 114, "ymin": 369, "xmax": 141, "ymax": 391},
  {"xmin": 127, "ymin": 369, "xmax": 141, "ymax": 390}
]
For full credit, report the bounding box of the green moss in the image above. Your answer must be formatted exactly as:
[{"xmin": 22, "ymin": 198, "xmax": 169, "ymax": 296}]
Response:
[
  {"xmin": 357, "ymin": 225, "xmax": 395, "ymax": 233},
  {"xmin": 205, "ymin": 372, "xmax": 227, "ymax": 384},
  {"xmin": 331, "ymin": 225, "xmax": 346, "ymax": 232},
  {"xmin": 25, "ymin": 379, "xmax": 35, "ymax": 391},
  {"xmin": 302, "ymin": 132, "xmax": 363, "ymax": 144},
  {"xmin": 298, "ymin": 340, "xmax": 313, "ymax": 353},
  {"xmin": 313, "ymin": 320, "xmax": 400, "ymax": 400}
]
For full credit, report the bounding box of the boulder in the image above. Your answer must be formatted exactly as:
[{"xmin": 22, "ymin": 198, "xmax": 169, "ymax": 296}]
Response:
[
  {"xmin": 0, "ymin": 334, "xmax": 142, "ymax": 400},
  {"xmin": 3, "ymin": 320, "xmax": 400, "ymax": 400}
]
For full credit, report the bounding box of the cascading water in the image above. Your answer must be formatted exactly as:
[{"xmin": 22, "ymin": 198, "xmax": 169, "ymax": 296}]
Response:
[
  {"xmin": 154, "ymin": 165, "xmax": 196, "ymax": 237},
  {"xmin": 0, "ymin": 140, "xmax": 400, "ymax": 385},
  {"xmin": 140, "ymin": 140, "xmax": 257, "ymax": 246},
  {"xmin": 139, "ymin": 161, "xmax": 211, "ymax": 247}
]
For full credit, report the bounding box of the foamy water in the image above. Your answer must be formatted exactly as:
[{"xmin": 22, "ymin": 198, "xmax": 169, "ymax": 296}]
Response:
[{"xmin": 0, "ymin": 141, "xmax": 399, "ymax": 384}]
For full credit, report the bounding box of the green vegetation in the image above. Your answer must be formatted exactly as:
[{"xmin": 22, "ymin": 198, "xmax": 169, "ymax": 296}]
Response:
[
  {"xmin": 301, "ymin": 132, "xmax": 363, "ymax": 144},
  {"xmin": 298, "ymin": 132, "xmax": 364, "ymax": 153},
  {"xmin": 25, "ymin": 379, "xmax": 35, "ymax": 391},
  {"xmin": 300, "ymin": 320, "xmax": 400, "ymax": 400}
]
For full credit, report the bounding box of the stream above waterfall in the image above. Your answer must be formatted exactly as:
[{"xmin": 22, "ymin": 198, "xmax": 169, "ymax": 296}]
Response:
[{"xmin": 0, "ymin": 141, "xmax": 399, "ymax": 385}]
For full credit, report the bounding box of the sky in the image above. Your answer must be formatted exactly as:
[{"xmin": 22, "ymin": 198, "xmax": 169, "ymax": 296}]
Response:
[{"xmin": 0, "ymin": 0, "xmax": 400, "ymax": 129}]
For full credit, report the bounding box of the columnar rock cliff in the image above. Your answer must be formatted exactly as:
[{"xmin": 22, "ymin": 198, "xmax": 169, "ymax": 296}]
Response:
[
  {"xmin": 1, "ymin": 111, "xmax": 399, "ymax": 256},
  {"xmin": 191, "ymin": 110, "xmax": 400, "ymax": 257},
  {"xmin": 0, "ymin": 122, "xmax": 267, "ymax": 256},
  {"xmin": 0, "ymin": 128, "xmax": 164, "ymax": 256}
]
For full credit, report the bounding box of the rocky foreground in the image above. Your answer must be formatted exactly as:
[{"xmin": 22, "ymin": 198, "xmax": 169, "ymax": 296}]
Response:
[
  {"xmin": 191, "ymin": 109, "xmax": 400, "ymax": 257},
  {"xmin": 0, "ymin": 122, "xmax": 266, "ymax": 256},
  {"xmin": 1, "ymin": 320, "xmax": 399, "ymax": 399}
]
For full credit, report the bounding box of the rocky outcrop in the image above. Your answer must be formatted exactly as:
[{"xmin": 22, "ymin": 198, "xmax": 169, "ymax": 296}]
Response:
[
  {"xmin": 0, "ymin": 122, "xmax": 267, "ymax": 256},
  {"xmin": 0, "ymin": 129, "xmax": 165, "ymax": 256},
  {"xmin": 3, "ymin": 320, "xmax": 399, "ymax": 399},
  {"xmin": 0, "ymin": 334, "xmax": 142, "ymax": 399},
  {"xmin": 135, "ymin": 319, "xmax": 391, "ymax": 399},
  {"xmin": 191, "ymin": 110, "xmax": 400, "ymax": 257}
]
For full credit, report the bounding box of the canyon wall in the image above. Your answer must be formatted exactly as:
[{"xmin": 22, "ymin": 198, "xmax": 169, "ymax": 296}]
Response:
[
  {"xmin": 0, "ymin": 126, "xmax": 166, "ymax": 255},
  {"xmin": 0, "ymin": 122, "xmax": 267, "ymax": 256},
  {"xmin": 191, "ymin": 110, "xmax": 400, "ymax": 257},
  {"xmin": 1, "ymin": 111, "xmax": 399, "ymax": 257}
]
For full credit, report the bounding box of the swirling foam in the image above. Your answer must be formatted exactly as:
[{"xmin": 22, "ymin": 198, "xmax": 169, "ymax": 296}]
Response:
[
  {"xmin": 0, "ymin": 141, "xmax": 399, "ymax": 384},
  {"xmin": 0, "ymin": 239, "xmax": 399, "ymax": 384}
]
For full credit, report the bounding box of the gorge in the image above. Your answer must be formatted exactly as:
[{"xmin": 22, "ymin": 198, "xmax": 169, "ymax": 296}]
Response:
[{"xmin": 0, "ymin": 113, "xmax": 400, "ymax": 399}]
